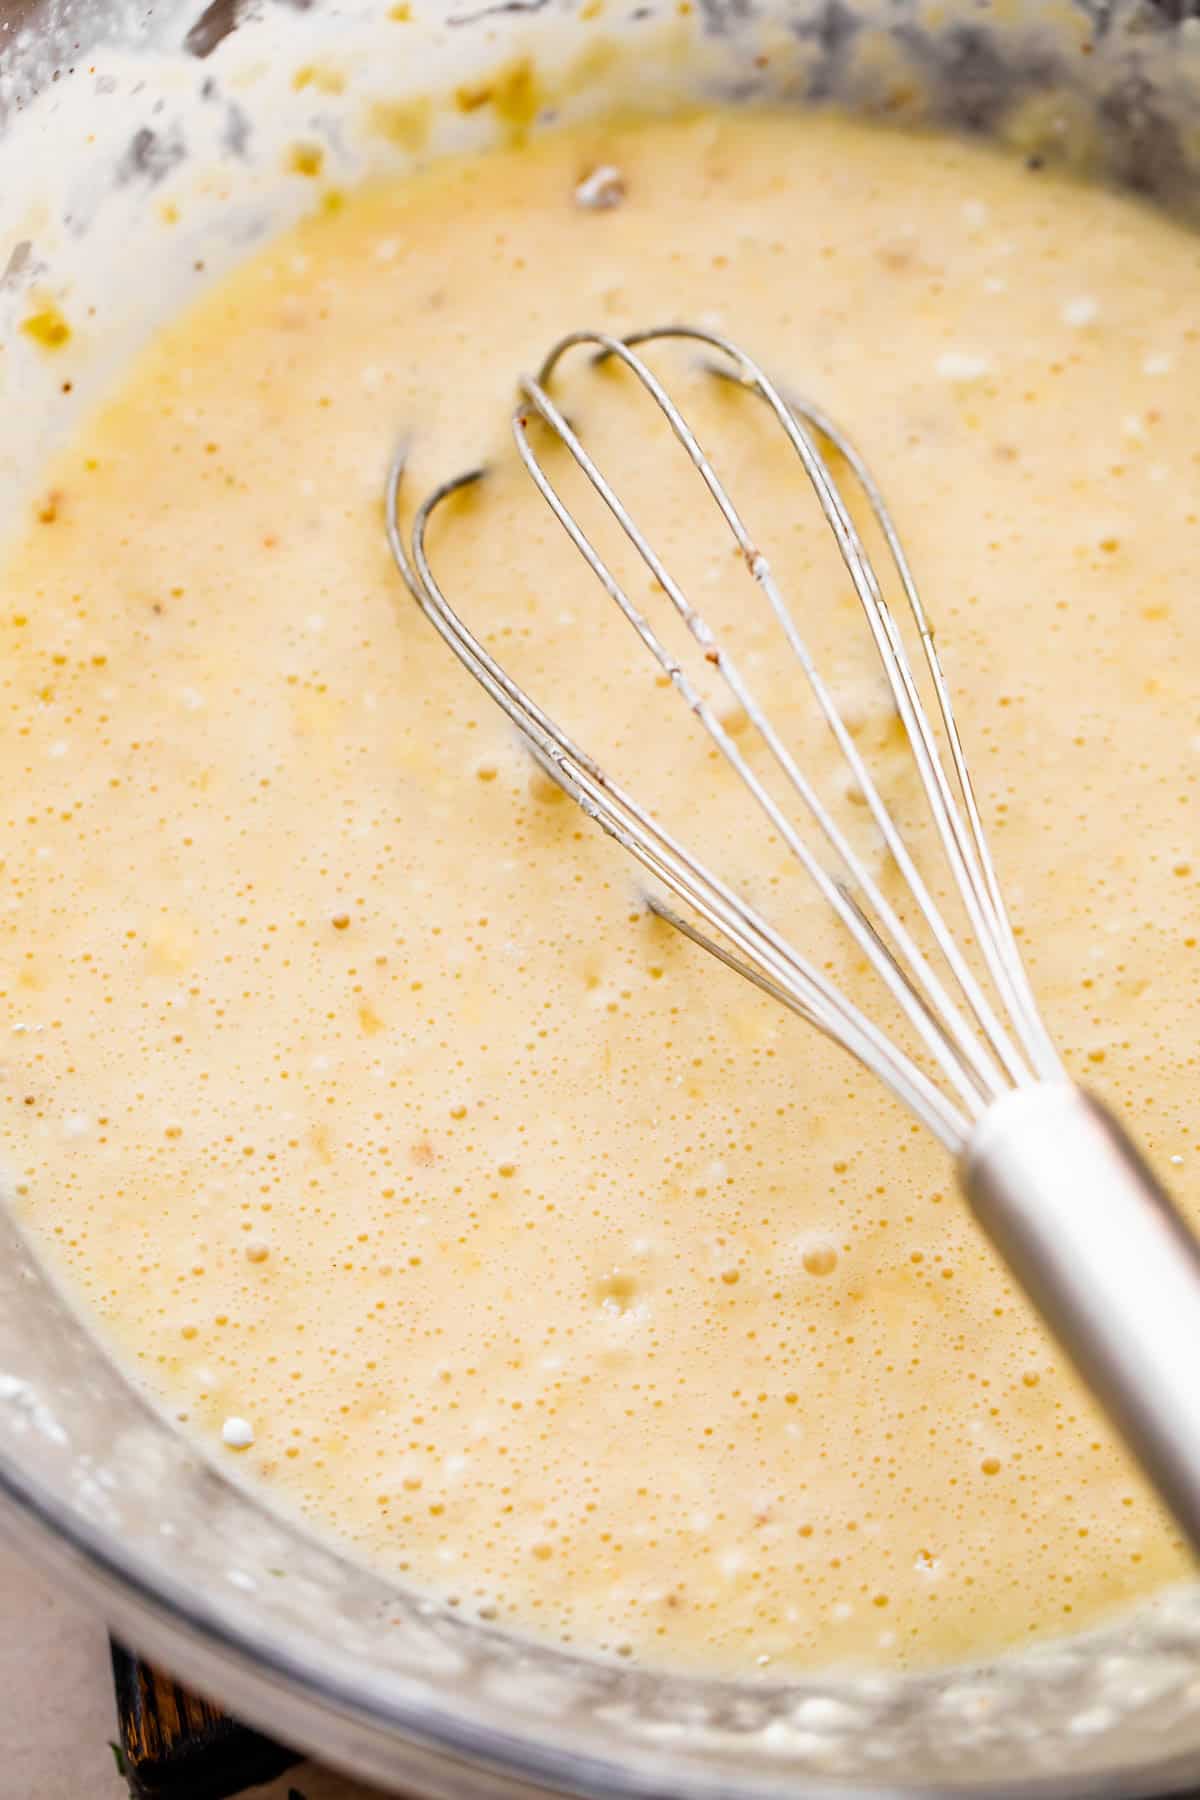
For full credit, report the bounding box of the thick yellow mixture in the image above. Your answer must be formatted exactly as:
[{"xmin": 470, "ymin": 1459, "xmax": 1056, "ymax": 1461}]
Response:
[{"xmin": 4, "ymin": 111, "xmax": 1199, "ymax": 1674}]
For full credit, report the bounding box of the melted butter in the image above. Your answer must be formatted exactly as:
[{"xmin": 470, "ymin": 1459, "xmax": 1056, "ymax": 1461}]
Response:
[
  {"xmin": 20, "ymin": 299, "xmax": 71, "ymax": 351},
  {"xmin": 3, "ymin": 109, "xmax": 1200, "ymax": 1674}
]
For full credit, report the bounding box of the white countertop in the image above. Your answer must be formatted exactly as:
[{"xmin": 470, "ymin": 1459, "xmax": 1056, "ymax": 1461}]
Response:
[{"xmin": 0, "ymin": 1537, "xmax": 381, "ymax": 1799}]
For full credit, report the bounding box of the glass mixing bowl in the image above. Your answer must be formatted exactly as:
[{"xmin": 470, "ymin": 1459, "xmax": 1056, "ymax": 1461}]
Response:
[{"xmin": 3, "ymin": 0, "xmax": 1200, "ymax": 1791}]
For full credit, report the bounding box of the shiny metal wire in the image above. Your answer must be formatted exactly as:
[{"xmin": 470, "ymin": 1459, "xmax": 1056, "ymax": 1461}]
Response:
[{"xmin": 385, "ymin": 324, "xmax": 1063, "ymax": 1155}]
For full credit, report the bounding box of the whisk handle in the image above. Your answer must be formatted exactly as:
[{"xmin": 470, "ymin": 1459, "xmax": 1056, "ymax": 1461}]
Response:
[{"xmin": 963, "ymin": 1082, "xmax": 1200, "ymax": 1554}]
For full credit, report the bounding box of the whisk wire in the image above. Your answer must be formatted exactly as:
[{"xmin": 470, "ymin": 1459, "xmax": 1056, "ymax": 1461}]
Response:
[
  {"xmin": 518, "ymin": 329, "xmax": 1053, "ymax": 1100},
  {"xmin": 515, "ymin": 355, "xmax": 1010, "ymax": 1119},
  {"xmin": 387, "ymin": 323, "xmax": 1062, "ymax": 1153},
  {"xmin": 716, "ymin": 360, "xmax": 1059, "ymax": 1082},
  {"xmin": 662, "ymin": 330, "xmax": 1050, "ymax": 1085}
]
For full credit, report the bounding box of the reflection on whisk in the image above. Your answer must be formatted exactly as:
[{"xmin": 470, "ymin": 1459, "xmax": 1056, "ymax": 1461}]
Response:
[{"xmin": 387, "ymin": 324, "xmax": 1200, "ymax": 1552}]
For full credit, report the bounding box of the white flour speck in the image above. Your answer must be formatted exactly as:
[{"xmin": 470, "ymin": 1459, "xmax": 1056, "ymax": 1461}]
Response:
[
  {"xmin": 1061, "ymin": 296, "xmax": 1099, "ymax": 328},
  {"xmin": 936, "ymin": 350, "xmax": 991, "ymax": 381}
]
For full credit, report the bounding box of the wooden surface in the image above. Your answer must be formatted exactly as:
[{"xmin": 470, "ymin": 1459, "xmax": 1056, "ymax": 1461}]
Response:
[{"xmin": 110, "ymin": 1642, "xmax": 300, "ymax": 1800}]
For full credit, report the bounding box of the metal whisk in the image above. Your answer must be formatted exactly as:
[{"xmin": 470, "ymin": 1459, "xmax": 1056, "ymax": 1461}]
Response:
[{"xmin": 387, "ymin": 323, "xmax": 1200, "ymax": 1550}]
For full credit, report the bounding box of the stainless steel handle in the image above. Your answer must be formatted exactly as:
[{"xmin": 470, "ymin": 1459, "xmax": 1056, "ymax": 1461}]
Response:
[{"xmin": 962, "ymin": 1082, "xmax": 1200, "ymax": 1554}]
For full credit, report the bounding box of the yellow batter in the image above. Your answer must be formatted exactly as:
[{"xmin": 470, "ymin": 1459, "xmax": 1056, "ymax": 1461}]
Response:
[{"xmin": 3, "ymin": 110, "xmax": 1199, "ymax": 1675}]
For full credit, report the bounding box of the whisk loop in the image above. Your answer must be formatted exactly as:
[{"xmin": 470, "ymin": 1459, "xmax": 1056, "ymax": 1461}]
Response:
[{"xmin": 387, "ymin": 324, "xmax": 1060, "ymax": 1155}]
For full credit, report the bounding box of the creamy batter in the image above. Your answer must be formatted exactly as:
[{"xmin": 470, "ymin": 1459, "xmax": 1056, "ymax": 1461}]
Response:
[{"xmin": 3, "ymin": 110, "xmax": 1199, "ymax": 1675}]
